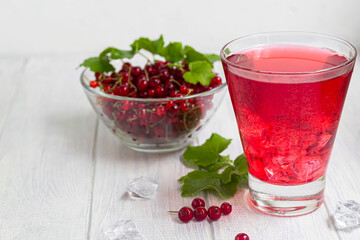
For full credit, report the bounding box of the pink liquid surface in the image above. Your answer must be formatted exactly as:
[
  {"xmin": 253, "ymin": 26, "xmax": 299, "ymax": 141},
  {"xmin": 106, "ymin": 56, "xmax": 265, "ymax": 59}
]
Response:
[{"xmin": 223, "ymin": 45, "xmax": 353, "ymax": 185}]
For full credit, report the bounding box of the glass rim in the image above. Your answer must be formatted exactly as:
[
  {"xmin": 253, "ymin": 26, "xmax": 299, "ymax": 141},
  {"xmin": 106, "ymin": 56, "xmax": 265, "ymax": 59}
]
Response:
[
  {"xmin": 80, "ymin": 68, "xmax": 227, "ymax": 102},
  {"xmin": 220, "ymin": 31, "xmax": 357, "ymax": 75}
]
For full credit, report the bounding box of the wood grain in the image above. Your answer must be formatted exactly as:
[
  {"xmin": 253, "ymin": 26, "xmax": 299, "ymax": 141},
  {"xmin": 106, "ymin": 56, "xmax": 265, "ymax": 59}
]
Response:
[{"xmin": 0, "ymin": 56, "xmax": 97, "ymax": 239}]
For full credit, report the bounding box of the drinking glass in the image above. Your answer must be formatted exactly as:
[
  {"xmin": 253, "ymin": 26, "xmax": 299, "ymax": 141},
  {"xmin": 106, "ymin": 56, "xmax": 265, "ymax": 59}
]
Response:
[{"xmin": 220, "ymin": 32, "xmax": 357, "ymax": 216}]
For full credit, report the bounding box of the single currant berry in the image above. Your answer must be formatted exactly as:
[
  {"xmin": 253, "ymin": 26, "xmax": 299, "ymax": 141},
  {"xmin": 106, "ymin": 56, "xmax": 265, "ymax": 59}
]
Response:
[
  {"xmin": 191, "ymin": 198, "xmax": 205, "ymax": 209},
  {"xmin": 131, "ymin": 67, "xmax": 141, "ymax": 76},
  {"xmin": 169, "ymin": 90, "xmax": 178, "ymax": 97},
  {"xmin": 193, "ymin": 207, "xmax": 207, "ymax": 221},
  {"xmin": 154, "ymin": 61, "xmax": 165, "ymax": 68},
  {"xmin": 220, "ymin": 202, "xmax": 232, "ymax": 215},
  {"xmin": 211, "ymin": 76, "xmax": 222, "ymax": 86},
  {"xmin": 179, "ymin": 85, "xmax": 188, "ymax": 94},
  {"xmin": 235, "ymin": 233, "xmax": 250, "ymax": 240},
  {"xmin": 90, "ymin": 81, "xmax": 98, "ymax": 88},
  {"xmin": 155, "ymin": 105, "xmax": 166, "ymax": 117},
  {"xmin": 139, "ymin": 91, "xmax": 148, "ymax": 98},
  {"xmin": 137, "ymin": 108, "xmax": 147, "ymax": 119},
  {"xmin": 178, "ymin": 207, "xmax": 194, "ymax": 223},
  {"xmin": 137, "ymin": 74, "xmax": 146, "ymax": 82},
  {"xmin": 122, "ymin": 72, "xmax": 129, "ymax": 81},
  {"xmin": 95, "ymin": 72, "xmax": 101, "ymax": 80},
  {"xmin": 159, "ymin": 69, "xmax": 170, "ymax": 81},
  {"xmin": 164, "ymin": 82, "xmax": 175, "ymax": 92},
  {"xmin": 137, "ymin": 79, "xmax": 149, "ymax": 92},
  {"xmin": 147, "ymin": 88, "xmax": 156, "ymax": 98},
  {"xmin": 103, "ymin": 85, "xmax": 111, "ymax": 92},
  {"xmin": 166, "ymin": 100, "xmax": 175, "ymax": 111},
  {"xmin": 208, "ymin": 206, "xmax": 221, "ymax": 221},
  {"xmin": 155, "ymin": 86, "xmax": 165, "ymax": 97},
  {"xmin": 180, "ymin": 102, "xmax": 189, "ymax": 112},
  {"xmin": 149, "ymin": 77, "xmax": 161, "ymax": 88},
  {"xmin": 122, "ymin": 62, "xmax": 132, "ymax": 71}
]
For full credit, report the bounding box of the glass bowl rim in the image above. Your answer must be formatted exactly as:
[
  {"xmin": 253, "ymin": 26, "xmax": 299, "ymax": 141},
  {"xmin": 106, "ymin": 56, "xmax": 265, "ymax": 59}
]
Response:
[
  {"xmin": 220, "ymin": 31, "xmax": 357, "ymax": 75},
  {"xmin": 80, "ymin": 68, "xmax": 227, "ymax": 102}
]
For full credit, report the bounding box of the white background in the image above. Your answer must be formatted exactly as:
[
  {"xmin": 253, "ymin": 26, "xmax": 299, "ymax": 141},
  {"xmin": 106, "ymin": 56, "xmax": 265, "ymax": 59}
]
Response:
[{"xmin": 1, "ymin": 0, "xmax": 359, "ymax": 56}]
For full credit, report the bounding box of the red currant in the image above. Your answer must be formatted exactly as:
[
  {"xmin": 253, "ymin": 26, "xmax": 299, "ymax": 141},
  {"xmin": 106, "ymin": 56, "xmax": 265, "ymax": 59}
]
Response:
[
  {"xmin": 131, "ymin": 67, "xmax": 141, "ymax": 76},
  {"xmin": 103, "ymin": 85, "xmax": 111, "ymax": 92},
  {"xmin": 159, "ymin": 69, "xmax": 170, "ymax": 81},
  {"xmin": 235, "ymin": 233, "xmax": 249, "ymax": 240},
  {"xmin": 154, "ymin": 61, "xmax": 165, "ymax": 68},
  {"xmin": 137, "ymin": 79, "xmax": 149, "ymax": 92},
  {"xmin": 191, "ymin": 198, "xmax": 205, "ymax": 209},
  {"xmin": 122, "ymin": 62, "xmax": 132, "ymax": 70},
  {"xmin": 180, "ymin": 85, "xmax": 188, "ymax": 94},
  {"xmin": 208, "ymin": 206, "xmax": 221, "ymax": 221},
  {"xmin": 147, "ymin": 88, "xmax": 156, "ymax": 98},
  {"xmin": 164, "ymin": 82, "xmax": 175, "ymax": 92},
  {"xmin": 180, "ymin": 102, "xmax": 189, "ymax": 112},
  {"xmin": 156, "ymin": 105, "xmax": 166, "ymax": 117},
  {"xmin": 149, "ymin": 77, "xmax": 161, "ymax": 88},
  {"xmin": 220, "ymin": 202, "xmax": 232, "ymax": 215},
  {"xmin": 166, "ymin": 100, "xmax": 175, "ymax": 111},
  {"xmin": 193, "ymin": 207, "xmax": 207, "ymax": 221},
  {"xmin": 178, "ymin": 207, "xmax": 193, "ymax": 223},
  {"xmin": 211, "ymin": 76, "xmax": 222, "ymax": 87},
  {"xmin": 90, "ymin": 81, "xmax": 98, "ymax": 88},
  {"xmin": 155, "ymin": 86, "xmax": 165, "ymax": 97}
]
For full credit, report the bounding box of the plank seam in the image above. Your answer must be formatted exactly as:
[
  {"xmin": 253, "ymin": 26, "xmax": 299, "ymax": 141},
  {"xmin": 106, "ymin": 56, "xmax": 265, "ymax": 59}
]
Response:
[{"xmin": 86, "ymin": 118, "xmax": 99, "ymax": 240}]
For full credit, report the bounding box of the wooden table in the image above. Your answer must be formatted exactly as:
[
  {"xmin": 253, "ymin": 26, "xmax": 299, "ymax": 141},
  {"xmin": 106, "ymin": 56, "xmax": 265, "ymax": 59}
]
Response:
[{"xmin": 0, "ymin": 55, "xmax": 359, "ymax": 240}]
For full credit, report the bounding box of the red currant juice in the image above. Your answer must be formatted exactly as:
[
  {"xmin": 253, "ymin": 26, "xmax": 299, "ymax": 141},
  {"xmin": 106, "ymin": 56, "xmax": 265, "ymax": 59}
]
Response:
[{"xmin": 222, "ymin": 45, "xmax": 354, "ymax": 185}]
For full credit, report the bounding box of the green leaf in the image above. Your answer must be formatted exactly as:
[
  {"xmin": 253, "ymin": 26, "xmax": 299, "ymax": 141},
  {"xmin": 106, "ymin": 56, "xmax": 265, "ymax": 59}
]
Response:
[
  {"xmin": 131, "ymin": 35, "xmax": 165, "ymax": 55},
  {"xmin": 184, "ymin": 45, "xmax": 210, "ymax": 64},
  {"xmin": 234, "ymin": 154, "xmax": 248, "ymax": 175},
  {"xmin": 184, "ymin": 46, "xmax": 220, "ymax": 64},
  {"xmin": 100, "ymin": 47, "xmax": 135, "ymax": 59},
  {"xmin": 204, "ymin": 54, "xmax": 221, "ymax": 63},
  {"xmin": 220, "ymin": 166, "xmax": 236, "ymax": 184},
  {"xmin": 183, "ymin": 133, "xmax": 232, "ymax": 167},
  {"xmin": 183, "ymin": 61, "xmax": 215, "ymax": 85},
  {"xmin": 79, "ymin": 56, "xmax": 115, "ymax": 73},
  {"xmin": 180, "ymin": 170, "xmax": 239, "ymax": 199},
  {"xmin": 162, "ymin": 42, "xmax": 184, "ymax": 62}
]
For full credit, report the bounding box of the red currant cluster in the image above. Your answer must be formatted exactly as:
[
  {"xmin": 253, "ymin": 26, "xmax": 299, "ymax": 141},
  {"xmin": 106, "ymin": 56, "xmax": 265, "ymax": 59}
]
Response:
[
  {"xmin": 88, "ymin": 62, "xmax": 222, "ymax": 144},
  {"xmin": 89, "ymin": 61, "xmax": 222, "ymax": 98},
  {"xmin": 174, "ymin": 198, "xmax": 232, "ymax": 223}
]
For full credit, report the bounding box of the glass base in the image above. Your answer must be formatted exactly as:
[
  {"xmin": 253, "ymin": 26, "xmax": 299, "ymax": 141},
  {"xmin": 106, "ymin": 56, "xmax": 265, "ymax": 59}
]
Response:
[{"xmin": 248, "ymin": 173, "xmax": 325, "ymax": 216}]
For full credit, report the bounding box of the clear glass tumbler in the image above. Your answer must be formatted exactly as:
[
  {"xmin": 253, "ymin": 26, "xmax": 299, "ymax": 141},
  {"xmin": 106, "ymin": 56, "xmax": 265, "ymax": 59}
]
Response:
[{"xmin": 220, "ymin": 32, "xmax": 357, "ymax": 216}]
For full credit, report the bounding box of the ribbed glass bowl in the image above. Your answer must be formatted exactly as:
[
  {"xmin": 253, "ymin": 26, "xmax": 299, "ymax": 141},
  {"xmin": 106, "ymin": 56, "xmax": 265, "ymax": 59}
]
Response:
[{"xmin": 81, "ymin": 69, "xmax": 227, "ymax": 152}]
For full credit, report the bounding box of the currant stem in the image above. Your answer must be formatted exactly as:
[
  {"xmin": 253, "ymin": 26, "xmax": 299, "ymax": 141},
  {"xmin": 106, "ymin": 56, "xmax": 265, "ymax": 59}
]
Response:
[
  {"xmin": 138, "ymin": 51, "xmax": 152, "ymax": 62},
  {"xmin": 168, "ymin": 211, "xmax": 178, "ymax": 214}
]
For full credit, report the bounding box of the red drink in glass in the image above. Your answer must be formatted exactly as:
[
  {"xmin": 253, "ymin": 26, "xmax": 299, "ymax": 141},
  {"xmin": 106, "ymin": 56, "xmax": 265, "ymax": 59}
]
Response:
[
  {"xmin": 221, "ymin": 32, "xmax": 357, "ymax": 216},
  {"xmin": 225, "ymin": 46, "xmax": 352, "ymax": 185}
]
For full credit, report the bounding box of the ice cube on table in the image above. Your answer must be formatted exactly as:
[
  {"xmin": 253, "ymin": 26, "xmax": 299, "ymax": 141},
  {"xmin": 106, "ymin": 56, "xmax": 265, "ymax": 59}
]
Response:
[
  {"xmin": 126, "ymin": 176, "xmax": 158, "ymax": 199},
  {"xmin": 334, "ymin": 200, "xmax": 360, "ymax": 229},
  {"xmin": 104, "ymin": 220, "xmax": 144, "ymax": 240}
]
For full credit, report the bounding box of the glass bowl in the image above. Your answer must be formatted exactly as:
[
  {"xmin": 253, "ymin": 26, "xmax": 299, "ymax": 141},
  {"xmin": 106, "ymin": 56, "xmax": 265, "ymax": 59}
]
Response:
[{"xmin": 80, "ymin": 69, "xmax": 227, "ymax": 153}]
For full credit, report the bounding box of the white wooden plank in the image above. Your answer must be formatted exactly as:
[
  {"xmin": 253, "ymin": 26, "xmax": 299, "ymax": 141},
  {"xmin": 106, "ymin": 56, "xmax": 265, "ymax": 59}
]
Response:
[
  {"xmin": 198, "ymin": 94, "xmax": 340, "ymax": 240},
  {"xmin": 0, "ymin": 57, "xmax": 27, "ymax": 135},
  {"xmin": 89, "ymin": 123, "xmax": 213, "ymax": 240},
  {"xmin": 0, "ymin": 56, "xmax": 97, "ymax": 239},
  {"xmin": 322, "ymin": 59, "xmax": 360, "ymax": 240}
]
